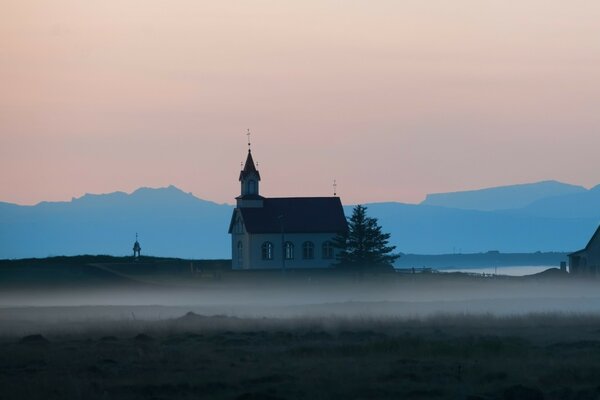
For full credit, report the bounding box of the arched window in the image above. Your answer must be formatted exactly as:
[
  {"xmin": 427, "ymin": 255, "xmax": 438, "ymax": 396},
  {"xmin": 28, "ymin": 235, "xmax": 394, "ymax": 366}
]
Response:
[
  {"xmin": 284, "ymin": 241, "xmax": 294, "ymax": 260},
  {"xmin": 248, "ymin": 180, "xmax": 256, "ymax": 195},
  {"xmin": 237, "ymin": 241, "xmax": 243, "ymax": 267},
  {"xmin": 235, "ymin": 217, "xmax": 244, "ymax": 234},
  {"xmin": 261, "ymin": 241, "xmax": 273, "ymax": 260},
  {"xmin": 302, "ymin": 241, "xmax": 314, "ymax": 259},
  {"xmin": 322, "ymin": 241, "xmax": 334, "ymax": 259}
]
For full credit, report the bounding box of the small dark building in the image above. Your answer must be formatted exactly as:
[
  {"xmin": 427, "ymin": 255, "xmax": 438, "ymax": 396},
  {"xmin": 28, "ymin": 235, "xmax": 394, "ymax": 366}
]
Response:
[
  {"xmin": 569, "ymin": 225, "xmax": 600, "ymax": 275},
  {"xmin": 133, "ymin": 234, "xmax": 141, "ymax": 258}
]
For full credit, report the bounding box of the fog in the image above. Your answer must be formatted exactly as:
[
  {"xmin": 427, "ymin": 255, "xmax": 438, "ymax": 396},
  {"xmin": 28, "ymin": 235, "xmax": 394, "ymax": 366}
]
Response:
[
  {"xmin": 3, "ymin": 274, "xmax": 600, "ymax": 337},
  {"xmin": 5, "ymin": 274, "xmax": 600, "ymax": 400}
]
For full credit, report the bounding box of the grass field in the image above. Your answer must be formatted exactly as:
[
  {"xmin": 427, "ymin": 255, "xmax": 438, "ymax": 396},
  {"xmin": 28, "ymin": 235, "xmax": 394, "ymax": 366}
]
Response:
[
  {"xmin": 2, "ymin": 311, "xmax": 600, "ymax": 400},
  {"xmin": 2, "ymin": 257, "xmax": 600, "ymax": 399}
]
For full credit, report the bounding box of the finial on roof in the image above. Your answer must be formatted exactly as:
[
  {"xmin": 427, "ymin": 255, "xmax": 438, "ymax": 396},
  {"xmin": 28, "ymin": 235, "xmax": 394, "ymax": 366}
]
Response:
[
  {"xmin": 333, "ymin": 179, "xmax": 337, "ymax": 196},
  {"xmin": 246, "ymin": 128, "xmax": 251, "ymax": 152}
]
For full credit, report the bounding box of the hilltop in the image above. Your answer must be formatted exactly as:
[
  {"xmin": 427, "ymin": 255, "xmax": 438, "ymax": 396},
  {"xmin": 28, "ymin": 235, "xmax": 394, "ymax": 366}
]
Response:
[{"xmin": 421, "ymin": 180, "xmax": 587, "ymax": 211}]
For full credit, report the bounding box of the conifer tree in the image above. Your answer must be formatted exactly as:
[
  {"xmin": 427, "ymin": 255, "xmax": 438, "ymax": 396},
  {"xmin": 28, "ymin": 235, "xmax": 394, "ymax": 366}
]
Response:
[{"xmin": 333, "ymin": 205, "xmax": 399, "ymax": 269}]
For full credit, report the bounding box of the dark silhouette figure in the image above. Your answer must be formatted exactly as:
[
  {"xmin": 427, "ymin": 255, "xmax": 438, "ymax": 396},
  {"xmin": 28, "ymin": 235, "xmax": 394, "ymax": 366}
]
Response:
[{"xmin": 133, "ymin": 233, "xmax": 141, "ymax": 259}]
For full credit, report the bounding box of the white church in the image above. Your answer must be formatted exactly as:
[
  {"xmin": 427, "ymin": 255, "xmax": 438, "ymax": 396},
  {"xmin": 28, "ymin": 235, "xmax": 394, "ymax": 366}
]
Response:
[{"xmin": 228, "ymin": 146, "xmax": 348, "ymax": 270}]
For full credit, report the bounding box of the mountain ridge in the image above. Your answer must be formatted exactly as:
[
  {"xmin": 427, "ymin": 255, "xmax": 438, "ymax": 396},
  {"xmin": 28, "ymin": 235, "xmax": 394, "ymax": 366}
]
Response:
[
  {"xmin": 1, "ymin": 182, "xmax": 598, "ymax": 259},
  {"xmin": 421, "ymin": 180, "xmax": 588, "ymax": 211}
]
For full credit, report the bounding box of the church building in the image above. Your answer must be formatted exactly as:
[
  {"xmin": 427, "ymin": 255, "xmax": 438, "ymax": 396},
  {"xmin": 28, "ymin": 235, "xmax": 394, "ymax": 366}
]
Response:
[{"xmin": 228, "ymin": 146, "xmax": 347, "ymax": 270}]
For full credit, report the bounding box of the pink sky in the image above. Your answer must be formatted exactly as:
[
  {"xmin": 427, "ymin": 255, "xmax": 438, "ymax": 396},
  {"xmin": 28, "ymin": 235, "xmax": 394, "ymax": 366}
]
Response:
[{"xmin": 1, "ymin": 1, "xmax": 599, "ymax": 205}]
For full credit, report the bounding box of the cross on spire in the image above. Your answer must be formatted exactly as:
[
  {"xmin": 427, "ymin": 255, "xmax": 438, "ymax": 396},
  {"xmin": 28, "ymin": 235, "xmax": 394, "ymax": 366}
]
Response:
[
  {"xmin": 246, "ymin": 128, "xmax": 251, "ymax": 151},
  {"xmin": 333, "ymin": 179, "xmax": 337, "ymax": 196}
]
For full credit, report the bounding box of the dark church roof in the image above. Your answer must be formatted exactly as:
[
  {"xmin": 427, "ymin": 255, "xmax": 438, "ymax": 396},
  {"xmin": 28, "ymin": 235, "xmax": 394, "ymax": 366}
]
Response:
[
  {"xmin": 239, "ymin": 151, "xmax": 261, "ymax": 181},
  {"xmin": 569, "ymin": 225, "xmax": 600, "ymax": 256},
  {"xmin": 229, "ymin": 197, "xmax": 347, "ymax": 234}
]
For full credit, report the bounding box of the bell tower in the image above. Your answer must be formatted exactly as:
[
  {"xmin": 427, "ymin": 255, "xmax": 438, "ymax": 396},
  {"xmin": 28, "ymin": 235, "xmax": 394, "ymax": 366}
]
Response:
[{"xmin": 236, "ymin": 130, "xmax": 264, "ymax": 208}]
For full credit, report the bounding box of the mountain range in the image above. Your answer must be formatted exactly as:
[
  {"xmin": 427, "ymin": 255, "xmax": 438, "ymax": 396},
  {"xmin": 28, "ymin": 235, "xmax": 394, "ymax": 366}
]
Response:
[{"xmin": 1, "ymin": 181, "xmax": 599, "ymax": 259}]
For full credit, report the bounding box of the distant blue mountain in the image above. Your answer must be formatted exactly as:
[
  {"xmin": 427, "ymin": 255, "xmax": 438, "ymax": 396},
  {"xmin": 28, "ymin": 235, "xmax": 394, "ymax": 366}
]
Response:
[
  {"xmin": 421, "ymin": 180, "xmax": 587, "ymax": 211},
  {"xmin": 352, "ymin": 203, "xmax": 598, "ymax": 254},
  {"xmin": 0, "ymin": 182, "xmax": 598, "ymax": 259},
  {"xmin": 508, "ymin": 184, "xmax": 600, "ymax": 219},
  {"xmin": 0, "ymin": 186, "xmax": 233, "ymax": 259}
]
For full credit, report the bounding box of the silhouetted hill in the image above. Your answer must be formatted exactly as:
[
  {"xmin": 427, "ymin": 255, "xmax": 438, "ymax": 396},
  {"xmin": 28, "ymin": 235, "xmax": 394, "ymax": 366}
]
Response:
[
  {"xmin": 421, "ymin": 181, "xmax": 586, "ymax": 211},
  {"xmin": 508, "ymin": 184, "xmax": 600, "ymax": 218},
  {"xmin": 0, "ymin": 186, "xmax": 232, "ymax": 259},
  {"xmin": 1, "ymin": 183, "xmax": 599, "ymax": 259},
  {"xmin": 0, "ymin": 255, "xmax": 230, "ymax": 288}
]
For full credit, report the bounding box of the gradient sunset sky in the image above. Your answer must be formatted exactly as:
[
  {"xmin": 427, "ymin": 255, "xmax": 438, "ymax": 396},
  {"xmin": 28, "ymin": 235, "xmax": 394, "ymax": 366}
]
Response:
[{"xmin": 1, "ymin": 1, "xmax": 599, "ymax": 205}]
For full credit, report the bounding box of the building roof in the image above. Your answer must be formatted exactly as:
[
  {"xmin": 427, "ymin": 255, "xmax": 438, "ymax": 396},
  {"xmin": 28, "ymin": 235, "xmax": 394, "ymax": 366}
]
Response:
[
  {"xmin": 239, "ymin": 150, "xmax": 261, "ymax": 181},
  {"xmin": 229, "ymin": 197, "xmax": 347, "ymax": 234},
  {"xmin": 235, "ymin": 194, "xmax": 264, "ymax": 200},
  {"xmin": 568, "ymin": 224, "xmax": 600, "ymax": 256}
]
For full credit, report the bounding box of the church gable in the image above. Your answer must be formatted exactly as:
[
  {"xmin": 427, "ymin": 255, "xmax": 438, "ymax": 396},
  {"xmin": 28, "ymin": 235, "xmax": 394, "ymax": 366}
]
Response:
[{"xmin": 227, "ymin": 209, "xmax": 246, "ymax": 234}]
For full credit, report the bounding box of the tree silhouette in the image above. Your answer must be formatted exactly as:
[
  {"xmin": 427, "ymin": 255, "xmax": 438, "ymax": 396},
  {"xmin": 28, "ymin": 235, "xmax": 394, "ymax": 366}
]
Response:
[{"xmin": 333, "ymin": 205, "xmax": 399, "ymax": 270}]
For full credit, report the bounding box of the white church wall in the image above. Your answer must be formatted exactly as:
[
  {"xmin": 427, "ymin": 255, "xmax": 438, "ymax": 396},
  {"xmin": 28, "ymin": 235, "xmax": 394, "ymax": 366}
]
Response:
[
  {"xmin": 231, "ymin": 232, "xmax": 252, "ymax": 270},
  {"xmin": 242, "ymin": 232, "xmax": 339, "ymax": 269}
]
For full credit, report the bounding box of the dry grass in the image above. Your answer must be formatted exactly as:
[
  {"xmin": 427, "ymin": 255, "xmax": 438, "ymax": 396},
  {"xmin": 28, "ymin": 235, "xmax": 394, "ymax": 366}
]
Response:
[{"xmin": 2, "ymin": 311, "xmax": 600, "ymax": 399}]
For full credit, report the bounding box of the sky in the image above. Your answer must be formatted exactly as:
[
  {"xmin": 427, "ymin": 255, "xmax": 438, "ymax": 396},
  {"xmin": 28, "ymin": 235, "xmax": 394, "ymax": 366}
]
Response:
[{"xmin": 1, "ymin": 1, "xmax": 599, "ymax": 206}]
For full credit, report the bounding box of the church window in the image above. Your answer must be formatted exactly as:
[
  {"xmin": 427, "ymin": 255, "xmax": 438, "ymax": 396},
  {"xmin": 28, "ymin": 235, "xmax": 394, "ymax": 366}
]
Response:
[
  {"xmin": 235, "ymin": 217, "xmax": 244, "ymax": 234},
  {"xmin": 248, "ymin": 180, "xmax": 256, "ymax": 195},
  {"xmin": 302, "ymin": 241, "xmax": 314, "ymax": 259},
  {"xmin": 284, "ymin": 241, "xmax": 294, "ymax": 260},
  {"xmin": 322, "ymin": 241, "xmax": 334, "ymax": 259},
  {"xmin": 261, "ymin": 241, "xmax": 273, "ymax": 260},
  {"xmin": 237, "ymin": 241, "xmax": 243, "ymax": 267}
]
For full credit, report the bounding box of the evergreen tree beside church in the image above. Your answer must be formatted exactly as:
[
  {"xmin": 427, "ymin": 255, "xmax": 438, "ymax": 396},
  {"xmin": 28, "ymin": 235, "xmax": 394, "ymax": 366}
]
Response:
[{"xmin": 333, "ymin": 205, "xmax": 399, "ymax": 270}]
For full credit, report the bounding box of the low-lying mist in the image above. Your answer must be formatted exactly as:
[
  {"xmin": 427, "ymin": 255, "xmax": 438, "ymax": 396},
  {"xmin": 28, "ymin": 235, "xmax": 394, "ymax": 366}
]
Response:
[
  {"xmin": 4, "ymin": 272, "xmax": 600, "ymax": 400},
  {"xmin": 3, "ymin": 273, "xmax": 600, "ymax": 338}
]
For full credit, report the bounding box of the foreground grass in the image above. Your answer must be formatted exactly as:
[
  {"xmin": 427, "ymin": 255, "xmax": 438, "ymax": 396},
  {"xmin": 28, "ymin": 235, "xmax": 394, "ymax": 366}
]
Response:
[{"xmin": 2, "ymin": 313, "xmax": 600, "ymax": 399}]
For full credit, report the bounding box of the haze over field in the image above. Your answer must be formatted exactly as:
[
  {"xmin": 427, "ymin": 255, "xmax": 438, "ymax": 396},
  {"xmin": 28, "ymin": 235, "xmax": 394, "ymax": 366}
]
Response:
[{"xmin": 2, "ymin": 1, "xmax": 600, "ymax": 206}]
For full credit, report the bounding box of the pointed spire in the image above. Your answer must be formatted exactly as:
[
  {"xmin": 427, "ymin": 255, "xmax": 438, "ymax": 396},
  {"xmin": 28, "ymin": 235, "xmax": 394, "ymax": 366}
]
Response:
[
  {"xmin": 239, "ymin": 129, "xmax": 260, "ymax": 181},
  {"xmin": 240, "ymin": 150, "xmax": 260, "ymax": 181}
]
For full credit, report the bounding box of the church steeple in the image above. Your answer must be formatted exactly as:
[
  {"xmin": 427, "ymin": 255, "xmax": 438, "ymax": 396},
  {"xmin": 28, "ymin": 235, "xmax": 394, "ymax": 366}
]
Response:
[
  {"xmin": 236, "ymin": 130, "xmax": 264, "ymax": 208},
  {"xmin": 239, "ymin": 149, "xmax": 261, "ymax": 197},
  {"xmin": 239, "ymin": 150, "xmax": 261, "ymax": 183}
]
